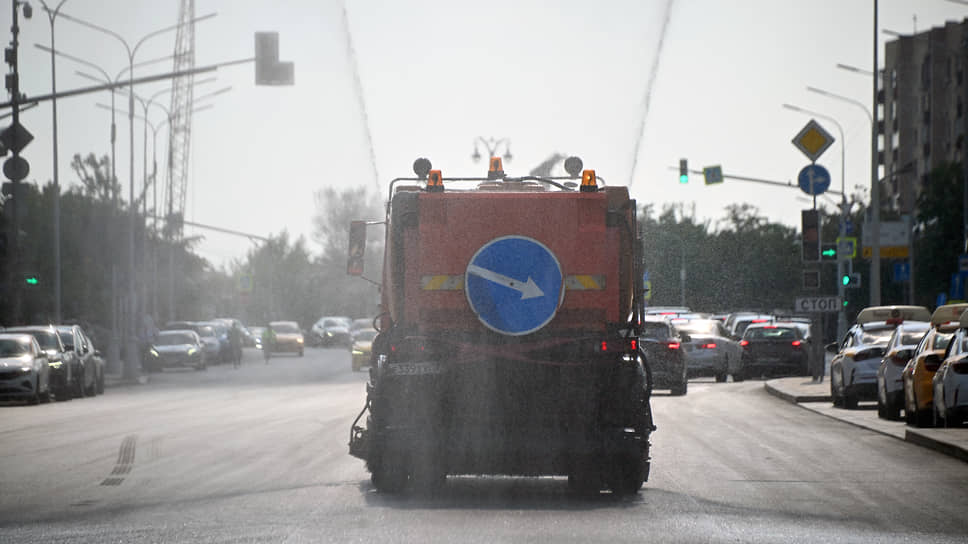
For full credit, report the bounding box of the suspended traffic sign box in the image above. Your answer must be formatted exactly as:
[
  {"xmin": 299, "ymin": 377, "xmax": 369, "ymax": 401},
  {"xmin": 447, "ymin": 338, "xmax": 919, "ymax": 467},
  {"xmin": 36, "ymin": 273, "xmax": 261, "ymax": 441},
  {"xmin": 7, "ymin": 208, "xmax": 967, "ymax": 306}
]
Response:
[{"xmin": 792, "ymin": 119, "xmax": 834, "ymax": 162}]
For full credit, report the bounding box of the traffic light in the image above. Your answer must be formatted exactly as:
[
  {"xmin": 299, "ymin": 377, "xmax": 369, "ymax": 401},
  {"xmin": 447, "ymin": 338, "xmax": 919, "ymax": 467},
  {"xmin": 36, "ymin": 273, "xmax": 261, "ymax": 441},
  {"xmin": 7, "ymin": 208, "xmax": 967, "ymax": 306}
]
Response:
[
  {"xmin": 841, "ymin": 273, "xmax": 861, "ymax": 288},
  {"xmin": 801, "ymin": 209, "xmax": 820, "ymax": 262},
  {"xmin": 820, "ymin": 243, "xmax": 837, "ymax": 261},
  {"xmin": 346, "ymin": 220, "xmax": 366, "ymax": 276},
  {"xmin": 24, "ymin": 273, "xmax": 38, "ymax": 286},
  {"xmin": 679, "ymin": 159, "xmax": 688, "ymax": 184}
]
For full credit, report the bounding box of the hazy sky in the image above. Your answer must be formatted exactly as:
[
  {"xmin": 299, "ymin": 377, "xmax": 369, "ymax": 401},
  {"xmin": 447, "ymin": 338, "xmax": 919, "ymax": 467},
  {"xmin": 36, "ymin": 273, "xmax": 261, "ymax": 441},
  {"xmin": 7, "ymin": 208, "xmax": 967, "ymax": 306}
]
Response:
[{"xmin": 4, "ymin": 0, "xmax": 968, "ymax": 267}]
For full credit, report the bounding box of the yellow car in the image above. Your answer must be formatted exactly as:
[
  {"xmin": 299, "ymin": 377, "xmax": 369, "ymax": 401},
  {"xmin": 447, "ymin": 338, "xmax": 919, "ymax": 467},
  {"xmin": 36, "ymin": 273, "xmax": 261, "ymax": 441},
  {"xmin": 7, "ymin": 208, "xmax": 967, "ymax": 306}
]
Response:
[
  {"xmin": 351, "ymin": 328, "xmax": 378, "ymax": 372},
  {"xmin": 268, "ymin": 321, "xmax": 305, "ymax": 357},
  {"xmin": 901, "ymin": 304, "xmax": 966, "ymax": 426}
]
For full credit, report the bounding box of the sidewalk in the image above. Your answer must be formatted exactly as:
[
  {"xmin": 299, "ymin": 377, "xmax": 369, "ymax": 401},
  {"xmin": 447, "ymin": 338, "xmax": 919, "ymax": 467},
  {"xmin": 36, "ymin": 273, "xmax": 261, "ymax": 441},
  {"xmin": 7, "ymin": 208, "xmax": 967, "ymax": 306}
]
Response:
[
  {"xmin": 103, "ymin": 369, "xmax": 150, "ymax": 388},
  {"xmin": 765, "ymin": 377, "xmax": 968, "ymax": 463}
]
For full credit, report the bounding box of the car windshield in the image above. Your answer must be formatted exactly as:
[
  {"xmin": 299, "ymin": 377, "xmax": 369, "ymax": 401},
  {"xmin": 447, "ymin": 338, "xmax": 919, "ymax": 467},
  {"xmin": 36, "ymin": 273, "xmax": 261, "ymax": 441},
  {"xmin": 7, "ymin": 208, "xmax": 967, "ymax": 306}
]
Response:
[
  {"xmin": 859, "ymin": 329, "xmax": 894, "ymax": 345},
  {"xmin": 57, "ymin": 331, "xmax": 74, "ymax": 349},
  {"xmin": 901, "ymin": 331, "xmax": 927, "ymax": 345},
  {"xmin": 640, "ymin": 323, "xmax": 669, "ymax": 340},
  {"xmin": 677, "ymin": 320, "xmax": 721, "ymax": 336},
  {"xmin": 273, "ymin": 323, "xmax": 300, "ymax": 333},
  {"xmin": 16, "ymin": 330, "xmax": 59, "ymax": 350},
  {"xmin": 745, "ymin": 327, "xmax": 796, "ymax": 340},
  {"xmin": 0, "ymin": 338, "xmax": 29, "ymax": 357},
  {"xmin": 354, "ymin": 330, "xmax": 378, "ymax": 342},
  {"xmin": 157, "ymin": 333, "xmax": 194, "ymax": 346}
]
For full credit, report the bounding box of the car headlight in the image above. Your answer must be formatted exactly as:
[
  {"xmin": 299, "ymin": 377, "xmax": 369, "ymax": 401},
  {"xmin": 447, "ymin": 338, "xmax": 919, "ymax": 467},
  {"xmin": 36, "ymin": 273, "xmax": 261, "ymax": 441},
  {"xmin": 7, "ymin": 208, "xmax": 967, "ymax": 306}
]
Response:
[
  {"xmin": 20, "ymin": 365, "xmax": 32, "ymax": 372},
  {"xmin": 49, "ymin": 361, "xmax": 62, "ymax": 369},
  {"xmin": 188, "ymin": 347, "xmax": 198, "ymax": 356},
  {"xmin": 150, "ymin": 348, "xmax": 160, "ymax": 358},
  {"xmin": 352, "ymin": 349, "xmax": 364, "ymax": 356},
  {"xmin": 325, "ymin": 331, "xmax": 333, "ymax": 337},
  {"xmin": 297, "ymin": 337, "xmax": 304, "ymax": 344}
]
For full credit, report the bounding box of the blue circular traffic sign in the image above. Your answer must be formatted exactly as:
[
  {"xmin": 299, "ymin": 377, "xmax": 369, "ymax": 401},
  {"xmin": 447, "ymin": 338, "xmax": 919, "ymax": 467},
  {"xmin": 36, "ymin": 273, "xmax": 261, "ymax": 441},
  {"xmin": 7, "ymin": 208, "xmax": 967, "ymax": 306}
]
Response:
[
  {"xmin": 798, "ymin": 164, "xmax": 831, "ymax": 196},
  {"xmin": 465, "ymin": 235, "xmax": 564, "ymax": 336}
]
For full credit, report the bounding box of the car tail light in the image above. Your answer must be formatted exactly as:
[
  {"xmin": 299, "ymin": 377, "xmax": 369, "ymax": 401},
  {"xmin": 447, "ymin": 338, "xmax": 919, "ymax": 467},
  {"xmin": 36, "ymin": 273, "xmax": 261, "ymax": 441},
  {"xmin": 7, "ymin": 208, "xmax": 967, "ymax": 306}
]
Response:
[
  {"xmin": 667, "ymin": 342, "xmax": 680, "ymax": 350},
  {"xmin": 701, "ymin": 343, "xmax": 717, "ymax": 349},
  {"xmin": 596, "ymin": 338, "xmax": 638, "ymax": 353},
  {"xmin": 925, "ymin": 359, "xmax": 941, "ymax": 372},
  {"xmin": 751, "ymin": 319, "xmax": 769, "ymax": 323},
  {"xmin": 740, "ymin": 340, "xmax": 750, "ymax": 349},
  {"xmin": 952, "ymin": 362, "xmax": 968, "ymax": 374},
  {"xmin": 791, "ymin": 340, "xmax": 802, "ymax": 349}
]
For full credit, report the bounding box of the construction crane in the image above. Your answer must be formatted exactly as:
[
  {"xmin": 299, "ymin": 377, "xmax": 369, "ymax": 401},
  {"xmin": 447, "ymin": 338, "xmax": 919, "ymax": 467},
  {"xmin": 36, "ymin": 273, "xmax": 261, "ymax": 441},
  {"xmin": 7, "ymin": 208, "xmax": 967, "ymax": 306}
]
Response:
[{"xmin": 165, "ymin": 0, "xmax": 195, "ymax": 320}]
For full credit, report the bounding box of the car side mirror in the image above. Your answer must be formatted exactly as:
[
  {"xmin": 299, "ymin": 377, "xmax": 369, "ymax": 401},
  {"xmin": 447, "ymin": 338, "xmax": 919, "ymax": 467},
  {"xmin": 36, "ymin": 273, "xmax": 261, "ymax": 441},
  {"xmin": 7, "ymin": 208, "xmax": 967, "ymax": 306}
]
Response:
[{"xmin": 825, "ymin": 342, "xmax": 839, "ymax": 354}]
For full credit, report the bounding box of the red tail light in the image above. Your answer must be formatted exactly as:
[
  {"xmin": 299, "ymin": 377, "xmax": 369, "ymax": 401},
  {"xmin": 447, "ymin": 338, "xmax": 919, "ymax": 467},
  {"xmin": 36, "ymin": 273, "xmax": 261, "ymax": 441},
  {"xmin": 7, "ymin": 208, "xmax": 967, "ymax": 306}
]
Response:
[
  {"xmin": 791, "ymin": 340, "xmax": 802, "ymax": 349},
  {"xmin": 667, "ymin": 342, "xmax": 680, "ymax": 350},
  {"xmin": 751, "ymin": 319, "xmax": 769, "ymax": 323},
  {"xmin": 740, "ymin": 340, "xmax": 750, "ymax": 348},
  {"xmin": 701, "ymin": 343, "xmax": 717, "ymax": 349},
  {"xmin": 630, "ymin": 339, "xmax": 638, "ymax": 351},
  {"xmin": 952, "ymin": 362, "xmax": 968, "ymax": 374},
  {"xmin": 597, "ymin": 338, "xmax": 638, "ymax": 353}
]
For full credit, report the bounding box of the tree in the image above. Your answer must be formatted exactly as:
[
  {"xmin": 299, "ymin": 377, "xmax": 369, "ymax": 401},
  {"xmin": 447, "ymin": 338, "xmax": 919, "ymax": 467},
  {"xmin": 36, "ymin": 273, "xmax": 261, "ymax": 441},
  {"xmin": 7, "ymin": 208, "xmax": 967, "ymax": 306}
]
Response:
[{"xmin": 915, "ymin": 161, "xmax": 964, "ymax": 305}]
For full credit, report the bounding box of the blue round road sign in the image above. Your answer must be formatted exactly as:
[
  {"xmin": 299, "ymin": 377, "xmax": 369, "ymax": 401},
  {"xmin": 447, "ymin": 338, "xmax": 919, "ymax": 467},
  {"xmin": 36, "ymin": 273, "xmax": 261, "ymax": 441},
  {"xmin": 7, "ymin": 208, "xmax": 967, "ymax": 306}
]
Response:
[
  {"xmin": 465, "ymin": 235, "xmax": 564, "ymax": 336},
  {"xmin": 798, "ymin": 164, "xmax": 831, "ymax": 196}
]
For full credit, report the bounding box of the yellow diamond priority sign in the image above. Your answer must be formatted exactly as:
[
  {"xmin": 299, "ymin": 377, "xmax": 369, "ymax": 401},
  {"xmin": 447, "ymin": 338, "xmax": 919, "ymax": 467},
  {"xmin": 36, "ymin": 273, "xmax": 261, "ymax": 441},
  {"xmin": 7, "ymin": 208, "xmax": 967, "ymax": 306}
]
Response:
[{"xmin": 792, "ymin": 119, "xmax": 835, "ymax": 162}]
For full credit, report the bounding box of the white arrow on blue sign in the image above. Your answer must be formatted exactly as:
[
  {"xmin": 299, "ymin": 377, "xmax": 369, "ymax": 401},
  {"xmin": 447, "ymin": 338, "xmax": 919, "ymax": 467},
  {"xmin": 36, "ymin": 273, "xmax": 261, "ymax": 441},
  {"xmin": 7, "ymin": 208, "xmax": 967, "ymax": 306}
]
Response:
[
  {"xmin": 465, "ymin": 235, "xmax": 564, "ymax": 336},
  {"xmin": 798, "ymin": 164, "xmax": 831, "ymax": 196}
]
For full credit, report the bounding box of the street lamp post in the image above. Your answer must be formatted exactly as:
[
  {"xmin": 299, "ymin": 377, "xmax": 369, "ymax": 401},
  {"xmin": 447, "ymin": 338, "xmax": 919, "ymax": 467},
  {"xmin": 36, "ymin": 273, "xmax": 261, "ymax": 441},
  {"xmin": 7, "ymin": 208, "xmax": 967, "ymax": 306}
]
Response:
[
  {"xmin": 52, "ymin": 9, "xmax": 216, "ymax": 380},
  {"xmin": 471, "ymin": 137, "xmax": 513, "ymax": 163},
  {"xmin": 38, "ymin": 0, "xmax": 68, "ymax": 324},
  {"xmin": 805, "ymin": 84, "xmax": 881, "ymax": 307},
  {"xmin": 783, "ymin": 103, "xmax": 848, "ymax": 341}
]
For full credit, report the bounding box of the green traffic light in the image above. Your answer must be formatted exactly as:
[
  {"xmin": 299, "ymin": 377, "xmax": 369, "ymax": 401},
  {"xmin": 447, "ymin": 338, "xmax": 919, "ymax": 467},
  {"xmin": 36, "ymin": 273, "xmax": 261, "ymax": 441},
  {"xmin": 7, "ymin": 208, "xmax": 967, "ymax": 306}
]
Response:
[
  {"xmin": 679, "ymin": 174, "xmax": 688, "ymax": 184},
  {"xmin": 842, "ymin": 275, "xmax": 850, "ymax": 286},
  {"xmin": 25, "ymin": 277, "xmax": 38, "ymax": 285},
  {"xmin": 822, "ymin": 248, "xmax": 837, "ymax": 258}
]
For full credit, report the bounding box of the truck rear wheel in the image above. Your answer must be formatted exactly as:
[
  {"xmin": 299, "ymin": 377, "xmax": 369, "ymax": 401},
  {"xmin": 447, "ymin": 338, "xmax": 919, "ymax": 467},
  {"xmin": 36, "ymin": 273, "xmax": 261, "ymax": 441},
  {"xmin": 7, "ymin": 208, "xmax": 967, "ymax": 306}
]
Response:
[{"xmin": 370, "ymin": 458, "xmax": 408, "ymax": 493}]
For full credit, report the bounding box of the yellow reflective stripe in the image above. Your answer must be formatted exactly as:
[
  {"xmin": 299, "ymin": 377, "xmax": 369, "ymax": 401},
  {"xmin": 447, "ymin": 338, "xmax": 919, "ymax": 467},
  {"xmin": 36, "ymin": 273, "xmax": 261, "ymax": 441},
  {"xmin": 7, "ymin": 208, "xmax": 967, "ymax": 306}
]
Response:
[
  {"xmin": 564, "ymin": 275, "xmax": 605, "ymax": 290},
  {"xmin": 421, "ymin": 275, "xmax": 465, "ymax": 290}
]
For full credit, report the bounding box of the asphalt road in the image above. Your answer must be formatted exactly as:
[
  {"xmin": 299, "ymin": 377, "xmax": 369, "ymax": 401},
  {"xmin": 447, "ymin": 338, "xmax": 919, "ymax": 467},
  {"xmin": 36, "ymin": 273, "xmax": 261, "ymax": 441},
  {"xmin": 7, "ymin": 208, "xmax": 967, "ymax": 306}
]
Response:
[{"xmin": 1, "ymin": 347, "xmax": 967, "ymax": 543}]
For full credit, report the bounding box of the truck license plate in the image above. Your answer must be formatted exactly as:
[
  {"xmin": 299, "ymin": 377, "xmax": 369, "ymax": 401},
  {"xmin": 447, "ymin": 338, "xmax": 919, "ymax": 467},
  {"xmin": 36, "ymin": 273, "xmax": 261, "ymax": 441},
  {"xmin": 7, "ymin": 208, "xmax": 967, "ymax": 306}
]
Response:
[{"xmin": 388, "ymin": 362, "xmax": 441, "ymax": 375}]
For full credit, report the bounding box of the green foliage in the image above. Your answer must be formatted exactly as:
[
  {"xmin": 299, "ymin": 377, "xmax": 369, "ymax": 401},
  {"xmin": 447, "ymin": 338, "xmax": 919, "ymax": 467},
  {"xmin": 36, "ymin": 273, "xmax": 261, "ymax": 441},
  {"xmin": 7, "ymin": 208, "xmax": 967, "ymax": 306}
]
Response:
[
  {"xmin": 641, "ymin": 202, "xmax": 800, "ymax": 311},
  {"xmin": 915, "ymin": 162, "xmax": 964, "ymax": 305}
]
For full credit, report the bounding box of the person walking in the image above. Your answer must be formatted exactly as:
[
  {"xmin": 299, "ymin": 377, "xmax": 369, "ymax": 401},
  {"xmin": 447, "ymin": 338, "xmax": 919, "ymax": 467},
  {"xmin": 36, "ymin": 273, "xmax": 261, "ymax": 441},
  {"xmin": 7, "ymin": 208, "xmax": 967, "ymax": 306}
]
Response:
[
  {"xmin": 229, "ymin": 323, "xmax": 243, "ymax": 369},
  {"xmin": 261, "ymin": 325, "xmax": 274, "ymax": 364}
]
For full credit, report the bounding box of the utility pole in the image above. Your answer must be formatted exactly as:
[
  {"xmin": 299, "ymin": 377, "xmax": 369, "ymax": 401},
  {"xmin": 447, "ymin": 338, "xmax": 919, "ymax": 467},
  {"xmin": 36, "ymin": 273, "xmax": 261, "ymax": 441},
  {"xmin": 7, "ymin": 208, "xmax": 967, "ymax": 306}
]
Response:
[
  {"xmin": 3, "ymin": 1, "xmax": 35, "ymax": 324},
  {"xmin": 871, "ymin": 0, "xmax": 882, "ymax": 306}
]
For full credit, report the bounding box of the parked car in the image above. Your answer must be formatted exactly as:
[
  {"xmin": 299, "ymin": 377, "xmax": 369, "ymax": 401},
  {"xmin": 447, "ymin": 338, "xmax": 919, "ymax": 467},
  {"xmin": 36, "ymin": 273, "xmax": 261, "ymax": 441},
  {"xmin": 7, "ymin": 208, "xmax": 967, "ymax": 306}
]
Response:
[
  {"xmin": 351, "ymin": 328, "xmax": 378, "ymax": 372},
  {"xmin": 738, "ymin": 322, "xmax": 809, "ymax": 379},
  {"xmin": 896, "ymin": 304, "xmax": 966, "ymax": 426},
  {"xmin": 671, "ymin": 318, "xmax": 741, "ymax": 382},
  {"xmin": 145, "ymin": 330, "xmax": 206, "ymax": 371},
  {"xmin": 269, "ymin": 321, "xmax": 304, "ymax": 356},
  {"xmin": 831, "ymin": 305, "xmax": 931, "ymax": 409},
  {"xmin": 5, "ymin": 325, "xmax": 73, "ymax": 400},
  {"xmin": 875, "ymin": 320, "xmax": 930, "ymax": 420},
  {"xmin": 56, "ymin": 324, "xmax": 104, "ymax": 396},
  {"xmin": 0, "ymin": 333, "xmax": 51, "ymax": 404},
  {"xmin": 350, "ymin": 317, "xmax": 375, "ymax": 333},
  {"xmin": 310, "ymin": 316, "xmax": 352, "ymax": 348},
  {"xmin": 639, "ymin": 317, "xmax": 689, "ymax": 395}
]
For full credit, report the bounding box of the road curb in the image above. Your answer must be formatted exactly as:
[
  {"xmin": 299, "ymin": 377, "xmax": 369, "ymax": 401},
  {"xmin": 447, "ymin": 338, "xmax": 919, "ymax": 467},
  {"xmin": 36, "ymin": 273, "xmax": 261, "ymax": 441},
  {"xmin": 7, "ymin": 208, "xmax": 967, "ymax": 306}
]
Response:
[
  {"xmin": 764, "ymin": 380, "xmax": 831, "ymax": 403},
  {"xmin": 905, "ymin": 429, "xmax": 968, "ymax": 463},
  {"xmin": 766, "ymin": 381, "xmax": 968, "ymax": 464}
]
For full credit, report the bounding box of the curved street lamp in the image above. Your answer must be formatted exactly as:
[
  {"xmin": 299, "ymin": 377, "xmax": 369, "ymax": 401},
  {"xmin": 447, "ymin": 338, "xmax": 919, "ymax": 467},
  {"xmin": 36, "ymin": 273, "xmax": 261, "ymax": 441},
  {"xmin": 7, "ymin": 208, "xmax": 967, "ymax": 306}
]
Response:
[{"xmin": 471, "ymin": 137, "xmax": 513, "ymax": 163}]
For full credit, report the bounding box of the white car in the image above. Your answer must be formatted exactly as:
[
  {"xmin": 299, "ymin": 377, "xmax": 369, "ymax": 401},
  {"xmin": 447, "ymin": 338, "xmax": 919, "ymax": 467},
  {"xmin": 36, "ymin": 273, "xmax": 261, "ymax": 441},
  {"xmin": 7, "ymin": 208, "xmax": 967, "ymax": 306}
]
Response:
[
  {"xmin": 0, "ymin": 333, "xmax": 52, "ymax": 404},
  {"xmin": 671, "ymin": 318, "xmax": 742, "ymax": 382},
  {"xmin": 932, "ymin": 309, "xmax": 968, "ymax": 426},
  {"xmin": 876, "ymin": 320, "xmax": 930, "ymax": 420},
  {"xmin": 829, "ymin": 305, "xmax": 931, "ymax": 409}
]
